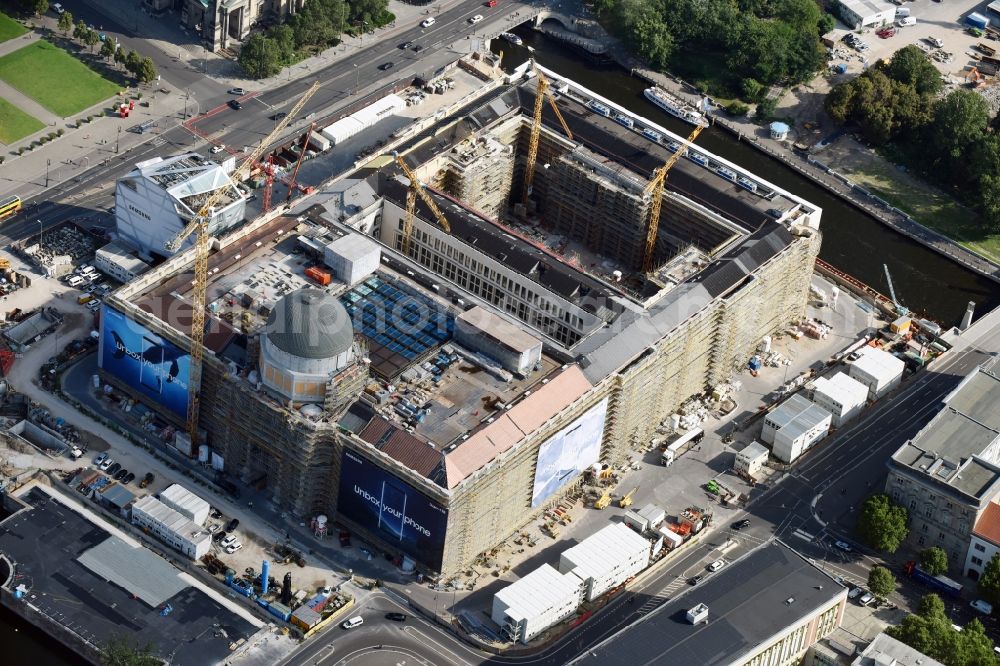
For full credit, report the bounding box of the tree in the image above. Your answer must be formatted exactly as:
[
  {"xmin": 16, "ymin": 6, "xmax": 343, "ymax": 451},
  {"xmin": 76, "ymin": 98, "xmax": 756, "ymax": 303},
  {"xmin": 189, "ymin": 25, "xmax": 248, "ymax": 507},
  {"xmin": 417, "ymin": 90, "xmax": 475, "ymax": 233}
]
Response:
[
  {"xmin": 238, "ymin": 33, "xmax": 282, "ymax": 79},
  {"xmin": 978, "ymin": 553, "xmax": 1000, "ymax": 609},
  {"xmin": 73, "ymin": 19, "xmax": 87, "ymax": 41},
  {"xmin": 887, "ymin": 45, "xmax": 943, "ymax": 96},
  {"xmin": 855, "ymin": 494, "xmax": 908, "ymax": 552},
  {"xmin": 84, "ymin": 29, "xmax": 99, "ymax": 53},
  {"xmin": 125, "ymin": 49, "xmax": 141, "ymax": 75},
  {"xmin": 868, "ymin": 565, "xmax": 896, "ymax": 599},
  {"xmin": 928, "ymin": 91, "xmax": 990, "ymax": 160},
  {"xmin": 135, "ymin": 57, "xmax": 157, "ymax": 84},
  {"xmin": 99, "ymin": 636, "xmax": 158, "ymax": 666},
  {"xmin": 920, "ymin": 547, "xmax": 949, "ymax": 575},
  {"xmin": 114, "ymin": 44, "xmax": 126, "ymax": 69},
  {"xmin": 57, "ymin": 10, "xmax": 73, "ymax": 35},
  {"xmin": 888, "ymin": 594, "xmax": 1000, "ymax": 666},
  {"xmin": 100, "ymin": 36, "xmax": 116, "ymax": 61},
  {"xmin": 31, "ymin": 0, "xmax": 47, "ymax": 16}
]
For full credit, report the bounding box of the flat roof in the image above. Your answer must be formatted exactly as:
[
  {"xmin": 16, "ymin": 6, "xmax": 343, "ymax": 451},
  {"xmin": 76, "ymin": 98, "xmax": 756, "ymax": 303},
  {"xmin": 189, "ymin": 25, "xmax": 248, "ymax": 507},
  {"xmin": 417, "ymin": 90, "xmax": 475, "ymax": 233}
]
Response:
[
  {"xmin": 851, "ymin": 347, "xmax": 905, "ymax": 381},
  {"xmin": 840, "ymin": 0, "xmax": 894, "ymax": 17},
  {"xmin": 561, "ymin": 523, "xmax": 650, "ymax": 578},
  {"xmin": 495, "ymin": 563, "xmax": 582, "ymax": 623},
  {"xmin": 854, "ymin": 632, "xmax": 944, "ymax": 666},
  {"xmin": 769, "ymin": 394, "xmax": 832, "ymax": 439},
  {"xmin": 891, "ymin": 360, "xmax": 1000, "ymax": 500},
  {"xmin": 159, "ymin": 483, "xmax": 210, "ymax": 519},
  {"xmin": 812, "ymin": 372, "xmax": 868, "ymax": 406},
  {"xmin": 133, "ymin": 495, "xmax": 211, "ymax": 545},
  {"xmin": 0, "ymin": 486, "xmax": 261, "ymax": 666},
  {"xmin": 457, "ymin": 306, "xmax": 542, "ymax": 354},
  {"xmin": 77, "ymin": 535, "xmax": 188, "ymax": 607},
  {"xmin": 572, "ymin": 540, "xmax": 846, "ymax": 666}
]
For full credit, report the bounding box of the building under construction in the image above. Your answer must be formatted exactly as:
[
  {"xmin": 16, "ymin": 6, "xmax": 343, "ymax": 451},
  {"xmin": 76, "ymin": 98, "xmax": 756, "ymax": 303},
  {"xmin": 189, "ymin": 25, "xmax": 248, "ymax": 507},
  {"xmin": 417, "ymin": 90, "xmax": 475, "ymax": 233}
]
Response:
[{"xmin": 99, "ymin": 61, "xmax": 821, "ymax": 577}]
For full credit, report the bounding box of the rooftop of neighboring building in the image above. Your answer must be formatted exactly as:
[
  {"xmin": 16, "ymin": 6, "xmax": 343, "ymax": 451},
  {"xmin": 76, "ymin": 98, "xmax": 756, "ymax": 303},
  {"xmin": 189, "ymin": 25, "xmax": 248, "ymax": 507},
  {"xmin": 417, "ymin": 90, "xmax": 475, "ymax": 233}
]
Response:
[
  {"xmin": 852, "ymin": 632, "xmax": 944, "ymax": 666},
  {"xmin": 973, "ymin": 501, "xmax": 1000, "ymax": 547},
  {"xmin": 122, "ymin": 153, "xmax": 242, "ymax": 211},
  {"xmin": 571, "ymin": 540, "xmax": 846, "ymax": 666},
  {"xmin": 812, "ymin": 372, "xmax": 869, "ymax": 406},
  {"xmin": 890, "ymin": 360, "xmax": 1000, "ymax": 502},
  {"xmin": 767, "ymin": 393, "xmax": 832, "ymax": 442},
  {"xmin": 0, "ymin": 485, "xmax": 262, "ymax": 666}
]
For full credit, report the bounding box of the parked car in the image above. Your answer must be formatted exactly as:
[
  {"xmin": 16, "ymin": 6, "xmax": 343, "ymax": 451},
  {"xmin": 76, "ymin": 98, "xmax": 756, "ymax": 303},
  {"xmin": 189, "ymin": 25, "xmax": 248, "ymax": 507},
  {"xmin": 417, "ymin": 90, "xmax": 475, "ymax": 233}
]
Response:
[
  {"xmin": 221, "ymin": 535, "xmax": 238, "ymax": 548},
  {"xmin": 123, "ymin": 472, "xmax": 135, "ymax": 484},
  {"xmin": 688, "ymin": 575, "xmax": 704, "ymax": 586},
  {"xmin": 100, "ymin": 458, "xmax": 114, "ymax": 471},
  {"xmin": 341, "ymin": 616, "xmax": 364, "ymax": 629},
  {"xmin": 226, "ymin": 518, "xmax": 239, "ymax": 532},
  {"xmin": 859, "ymin": 592, "xmax": 875, "ymax": 606},
  {"xmin": 707, "ymin": 559, "xmax": 726, "ymax": 573},
  {"xmin": 107, "ymin": 462, "xmax": 121, "ymax": 475},
  {"xmin": 848, "ymin": 587, "xmax": 863, "ymax": 600},
  {"xmin": 93, "ymin": 452, "xmax": 107, "ymax": 467},
  {"xmin": 833, "ymin": 540, "xmax": 853, "ymax": 552},
  {"xmin": 225, "ymin": 542, "xmax": 243, "ymax": 554},
  {"xmin": 140, "ymin": 472, "xmax": 154, "ymax": 488},
  {"xmin": 114, "ymin": 468, "xmax": 129, "ymax": 481},
  {"xmin": 228, "ymin": 100, "xmax": 242, "ymax": 110},
  {"xmin": 213, "ymin": 530, "xmax": 228, "ymax": 543},
  {"xmin": 731, "ymin": 519, "xmax": 751, "ymax": 530},
  {"xmin": 971, "ymin": 599, "xmax": 994, "ymax": 615},
  {"xmin": 228, "ymin": 88, "xmax": 246, "ymax": 95},
  {"xmin": 385, "ymin": 612, "xmax": 407, "ymax": 622}
]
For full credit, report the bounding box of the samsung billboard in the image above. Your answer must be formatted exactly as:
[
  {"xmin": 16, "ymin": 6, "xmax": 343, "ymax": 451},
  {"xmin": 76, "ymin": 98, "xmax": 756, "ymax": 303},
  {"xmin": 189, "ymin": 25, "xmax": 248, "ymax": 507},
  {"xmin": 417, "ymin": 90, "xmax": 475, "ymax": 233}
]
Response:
[
  {"xmin": 532, "ymin": 398, "xmax": 609, "ymax": 507},
  {"xmin": 337, "ymin": 449, "xmax": 449, "ymax": 570},
  {"xmin": 98, "ymin": 304, "xmax": 191, "ymax": 419}
]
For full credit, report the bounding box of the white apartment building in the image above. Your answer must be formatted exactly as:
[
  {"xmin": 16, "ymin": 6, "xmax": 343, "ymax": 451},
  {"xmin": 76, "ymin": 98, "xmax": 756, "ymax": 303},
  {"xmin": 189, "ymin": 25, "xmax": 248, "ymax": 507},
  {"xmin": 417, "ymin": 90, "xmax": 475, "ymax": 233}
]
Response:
[{"xmin": 965, "ymin": 502, "xmax": 1000, "ymax": 581}]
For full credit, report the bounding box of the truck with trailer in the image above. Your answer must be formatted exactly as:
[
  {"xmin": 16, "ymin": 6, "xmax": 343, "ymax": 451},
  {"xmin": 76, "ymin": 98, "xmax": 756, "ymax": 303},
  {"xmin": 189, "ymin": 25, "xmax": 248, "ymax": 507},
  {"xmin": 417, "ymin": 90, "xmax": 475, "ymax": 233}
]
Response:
[{"xmin": 661, "ymin": 428, "xmax": 705, "ymax": 465}]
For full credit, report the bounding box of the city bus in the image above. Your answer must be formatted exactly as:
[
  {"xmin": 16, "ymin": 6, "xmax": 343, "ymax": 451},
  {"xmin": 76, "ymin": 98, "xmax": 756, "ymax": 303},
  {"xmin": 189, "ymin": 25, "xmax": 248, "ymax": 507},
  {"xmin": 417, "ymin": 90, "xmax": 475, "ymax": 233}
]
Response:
[{"xmin": 0, "ymin": 195, "xmax": 21, "ymax": 220}]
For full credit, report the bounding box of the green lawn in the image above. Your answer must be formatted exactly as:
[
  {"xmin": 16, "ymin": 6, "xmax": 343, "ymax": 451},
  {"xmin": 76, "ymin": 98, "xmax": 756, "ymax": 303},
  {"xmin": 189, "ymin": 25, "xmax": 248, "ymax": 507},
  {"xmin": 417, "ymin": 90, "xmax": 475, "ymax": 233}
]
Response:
[
  {"xmin": 0, "ymin": 40, "xmax": 118, "ymax": 117},
  {"xmin": 0, "ymin": 12, "xmax": 27, "ymax": 43},
  {"xmin": 0, "ymin": 96, "xmax": 43, "ymax": 143},
  {"xmin": 840, "ymin": 159, "xmax": 1000, "ymax": 265}
]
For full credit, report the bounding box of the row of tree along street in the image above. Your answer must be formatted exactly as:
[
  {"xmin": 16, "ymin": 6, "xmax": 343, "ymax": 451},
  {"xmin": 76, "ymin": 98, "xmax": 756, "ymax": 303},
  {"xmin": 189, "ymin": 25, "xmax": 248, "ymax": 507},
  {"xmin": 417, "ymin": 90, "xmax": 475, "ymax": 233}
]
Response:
[
  {"xmin": 826, "ymin": 45, "xmax": 1000, "ymax": 233},
  {"xmin": 57, "ymin": 10, "xmax": 158, "ymax": 84},
  {"xmin": 238, "ymin": 0, "xmax": 394, "ymax": 79}
]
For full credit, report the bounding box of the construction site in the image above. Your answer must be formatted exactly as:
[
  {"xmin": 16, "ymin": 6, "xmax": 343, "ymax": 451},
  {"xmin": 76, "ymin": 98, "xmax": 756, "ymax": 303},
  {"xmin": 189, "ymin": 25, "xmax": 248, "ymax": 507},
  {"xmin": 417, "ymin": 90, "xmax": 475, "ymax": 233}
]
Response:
[{"xmin": 96, "ymin": 58, "xmax": 822, "ymax": 577}]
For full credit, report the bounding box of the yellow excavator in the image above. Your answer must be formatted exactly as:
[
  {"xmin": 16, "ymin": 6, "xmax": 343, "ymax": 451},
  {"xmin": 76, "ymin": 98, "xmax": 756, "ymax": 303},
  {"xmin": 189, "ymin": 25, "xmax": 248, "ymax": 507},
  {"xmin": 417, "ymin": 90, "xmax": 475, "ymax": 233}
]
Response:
[
  {"xmin": 594, "ymin": 488, "xmax": 613, "ymax": 510},
  {"xmin": 619, "ymin": 487, "xmax": 639, "ymax": 509}
]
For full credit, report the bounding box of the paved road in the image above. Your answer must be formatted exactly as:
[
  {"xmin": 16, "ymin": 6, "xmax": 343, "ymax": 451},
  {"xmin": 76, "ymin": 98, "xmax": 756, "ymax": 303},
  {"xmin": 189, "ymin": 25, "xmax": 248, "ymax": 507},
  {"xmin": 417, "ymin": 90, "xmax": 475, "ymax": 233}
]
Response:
[{"xmin": 282, "ymin": 314, "xmax": 1000, "ymax": 665}]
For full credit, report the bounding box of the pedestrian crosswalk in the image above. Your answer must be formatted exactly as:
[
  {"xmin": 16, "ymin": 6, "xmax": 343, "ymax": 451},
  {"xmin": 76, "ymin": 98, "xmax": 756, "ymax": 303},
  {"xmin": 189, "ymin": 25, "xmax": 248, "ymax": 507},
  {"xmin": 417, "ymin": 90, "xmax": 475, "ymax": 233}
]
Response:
[{"xmin": 637, "ymin": 592, "xmax": 670, "ymax": 615}]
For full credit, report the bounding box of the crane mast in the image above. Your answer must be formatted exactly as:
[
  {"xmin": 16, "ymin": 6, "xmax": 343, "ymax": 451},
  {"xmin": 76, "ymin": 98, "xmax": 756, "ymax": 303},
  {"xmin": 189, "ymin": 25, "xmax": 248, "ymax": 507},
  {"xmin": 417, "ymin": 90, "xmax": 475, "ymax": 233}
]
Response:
[
  {"xmin": 641, "ymin": 124, "xmax": 704, "ymax": 273},
  {"xmin": 165, "ymin": 80, "xmax": 321, "ymax": 450},
  {"xmin": 523, "ymin": 62, "xmax": 572, "ymax": 205},
  {"xmin": 394, "ymin": 153, "xmax": 450, "ymax": 256}
]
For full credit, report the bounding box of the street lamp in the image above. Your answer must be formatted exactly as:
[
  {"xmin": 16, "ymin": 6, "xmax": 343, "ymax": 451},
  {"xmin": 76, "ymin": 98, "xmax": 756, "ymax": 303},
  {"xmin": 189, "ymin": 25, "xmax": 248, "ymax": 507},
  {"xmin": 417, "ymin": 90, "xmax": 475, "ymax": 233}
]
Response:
[
  {"xmin": 116, "ymin": 126, "xmax": 122, "ymax": 154},
  {"xmin": 37, "ymin": 219, "xmax": 42, "ymax": 247},
  {"xmin": 183, "ymin": 90, "xmax": 190, "ymax": 119},
  {"xmin": 353, "ymin": 63, "xmax": 359, "ymax": 94},
  {"xmin": 45, "ymin": 158, "xmax": 51, "ymax": 187}
]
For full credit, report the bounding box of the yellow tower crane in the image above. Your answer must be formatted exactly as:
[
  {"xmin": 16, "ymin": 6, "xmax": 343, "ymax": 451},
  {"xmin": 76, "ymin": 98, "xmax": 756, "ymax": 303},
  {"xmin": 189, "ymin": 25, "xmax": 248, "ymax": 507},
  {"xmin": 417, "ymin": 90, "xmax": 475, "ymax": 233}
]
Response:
[
  {"xmin": 641, "ymin": 124, "xmax": 704, "ymax": 274},
  {"xmin": 393, "ymin": 152, "xmax": 451, "ymax": 256},
  {"xmin": 164, "ymin": 80, "xmax": 322, "ymax": 449},
  {"xmin": 523, "ymin": 61, "xmax": 573, "ymax": 205}
]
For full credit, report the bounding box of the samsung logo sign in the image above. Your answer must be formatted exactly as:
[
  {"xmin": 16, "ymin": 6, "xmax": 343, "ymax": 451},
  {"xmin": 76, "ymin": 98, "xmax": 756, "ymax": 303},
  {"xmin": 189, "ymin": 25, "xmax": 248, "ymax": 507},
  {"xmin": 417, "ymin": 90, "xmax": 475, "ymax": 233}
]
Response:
[{"xmin": 128, "ymin": 204, "xmax": 151, "ymax": 221}]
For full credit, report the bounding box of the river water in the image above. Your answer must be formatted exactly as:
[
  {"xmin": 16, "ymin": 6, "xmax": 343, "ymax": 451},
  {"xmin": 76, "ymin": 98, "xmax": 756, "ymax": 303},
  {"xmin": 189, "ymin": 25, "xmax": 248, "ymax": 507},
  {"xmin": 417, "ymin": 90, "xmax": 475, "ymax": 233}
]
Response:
[
  {"xmin": 0, "ymin": 605, "xmax": 85, "ymax": 666},
  {"xmin": 493, "ymin": 32, "xmax": 1000, "ymax": 325}
]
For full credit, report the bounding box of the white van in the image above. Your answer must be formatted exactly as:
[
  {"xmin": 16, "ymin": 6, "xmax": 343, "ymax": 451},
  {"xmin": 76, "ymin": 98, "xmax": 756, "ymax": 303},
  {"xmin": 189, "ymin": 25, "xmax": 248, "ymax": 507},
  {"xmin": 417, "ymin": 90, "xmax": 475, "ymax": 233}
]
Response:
[
  {"xmin": 897, "ymin": 16, "xmax": 916, "ymax": 27},
  {"xmin": 895, "ymin": 7, "xmax": 910, "ymax": 18},
  {"xmin": 341, "ymin": 616, "xmax": 364, "ymax": 629},
  {"xmin": 67, "ymin": 276, "xmax": 84, "ymax": 287}
]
